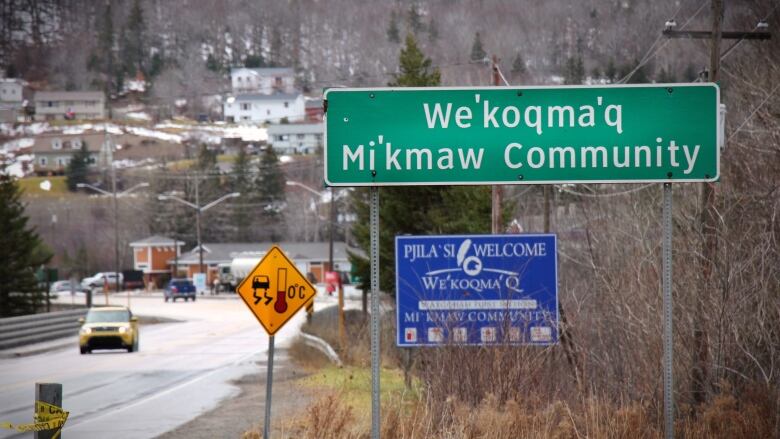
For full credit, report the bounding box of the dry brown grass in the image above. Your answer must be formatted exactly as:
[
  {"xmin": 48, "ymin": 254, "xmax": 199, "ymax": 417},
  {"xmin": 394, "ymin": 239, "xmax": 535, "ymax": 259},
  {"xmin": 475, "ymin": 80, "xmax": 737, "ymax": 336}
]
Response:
[
  {"xmin": 289, "ymin": 305, "xmax": 780, "ymax": 439},
  {"xmin": 290, "ymin": 386, "xmax": 780, "ymax": 439}
]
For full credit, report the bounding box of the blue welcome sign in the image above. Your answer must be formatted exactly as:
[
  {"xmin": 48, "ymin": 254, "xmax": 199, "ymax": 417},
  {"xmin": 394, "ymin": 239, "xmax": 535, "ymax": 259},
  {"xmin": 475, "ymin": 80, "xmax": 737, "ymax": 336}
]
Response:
[{"xmin": 396, "ymin": 234, "xmax": 559, "ymax": 346}]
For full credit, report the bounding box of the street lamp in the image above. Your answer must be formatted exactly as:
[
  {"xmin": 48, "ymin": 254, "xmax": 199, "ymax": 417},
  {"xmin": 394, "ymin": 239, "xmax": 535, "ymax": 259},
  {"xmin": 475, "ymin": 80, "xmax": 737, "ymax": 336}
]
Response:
[
  {"xmin": 78, "ymin": 182, "xmax": 149, "ymax": 305},
  {"xmin": 157, "ymin": 191, "xmax": 240, "ymax": 283},
  {"xmin": 286, "ymin": 180, "xmax": 345, "ymax": 346}
]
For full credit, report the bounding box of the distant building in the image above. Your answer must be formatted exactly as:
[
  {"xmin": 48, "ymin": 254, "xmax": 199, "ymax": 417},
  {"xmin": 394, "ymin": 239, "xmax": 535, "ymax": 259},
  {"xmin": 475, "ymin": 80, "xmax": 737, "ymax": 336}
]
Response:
[
  {"xmin": 28, "ymin": 132, "xmax": 100, "ymax": 175},
  {"xmin": 34, "ymin": 91, "xmax": 105, "ymax": 121},
  {"xmin": 223, "ymin": 92, "xmax": 305, "ymax": 124},
  {"xmin": 129, "ymin": 236, "xmax": 185, "ymax": 288},
  {"xmin": 305, "ymin": 98, "xmax": 324, "ymax": 122},
  {"xmin": 0, "ymin": 78, "xmax": 24, "ymax": 122},
  {"xmin": 230, "ymin": 67, "xmax": 296, "ymax": 94},
  {"xmin": 267, "ymin": 122, "xmax": 323, "ymax": 155},
  {"xmin": 27, "ymin": 130, "xmax": 185, "ymax": 175},
  {"xmin": 173, "ymin": 241, "xmax": 357, "ymax": 285}
]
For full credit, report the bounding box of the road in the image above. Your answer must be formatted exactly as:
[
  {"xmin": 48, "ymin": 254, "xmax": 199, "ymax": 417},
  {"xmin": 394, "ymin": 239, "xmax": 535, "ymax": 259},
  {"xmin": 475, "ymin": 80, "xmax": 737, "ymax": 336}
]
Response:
[{"xmin": 0, "ymin": 289, "xmax": 353, "ymax": 438}]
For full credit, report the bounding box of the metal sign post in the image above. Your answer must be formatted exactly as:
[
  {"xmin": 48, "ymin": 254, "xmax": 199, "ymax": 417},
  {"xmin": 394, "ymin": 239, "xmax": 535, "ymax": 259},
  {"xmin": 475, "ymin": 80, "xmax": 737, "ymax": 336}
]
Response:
[
  {"xmin": 370, "ymin": 187, "xmax": 380, "ymax": 439},
  {"xmin": 662, "ymin": 183, "xmax": 674, "ymax": 439},
  {"xmin": 264, "ymin": 335, "xmax": 275, "ymax": 439}
]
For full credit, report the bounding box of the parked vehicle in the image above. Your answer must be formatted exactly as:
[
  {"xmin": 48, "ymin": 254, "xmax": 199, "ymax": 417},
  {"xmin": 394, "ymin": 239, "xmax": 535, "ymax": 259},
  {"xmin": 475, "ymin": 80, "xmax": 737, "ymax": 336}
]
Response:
[
  {"xmin": 122, "ymin": 270, "xmax": 145, "ymax": 290},
  {"xmin": 78, "ymin": 306, "xmax": 139, "ymax": 354},
  {"xmin": 50, "ymin": 280, "xmax": 88, "ymax": 294},
  {"xmin": 164, "ymin": 278, "xmax": 197, "ymax": 302},
  {"xmin": 81, "ymin": 272, "xmax": 124, "ymax": 290}
]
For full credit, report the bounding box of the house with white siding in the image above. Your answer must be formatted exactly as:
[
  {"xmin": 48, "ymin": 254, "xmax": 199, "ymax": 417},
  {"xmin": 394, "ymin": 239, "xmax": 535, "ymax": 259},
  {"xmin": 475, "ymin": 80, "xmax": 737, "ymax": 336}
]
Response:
[
  {"xmin": 34, "ymin": 91, "xmax": 105, "ymax": 121},
  {"xmin": 267, "ymin": 122, "xmax": 323, "ymax": 155},
  {"xmin": 223, "ymin": 93, "xmax": 305, "ymax": 124},
  {"xmin": 230, "ymin": 67, "xmax": 296, "ymax": 94}
]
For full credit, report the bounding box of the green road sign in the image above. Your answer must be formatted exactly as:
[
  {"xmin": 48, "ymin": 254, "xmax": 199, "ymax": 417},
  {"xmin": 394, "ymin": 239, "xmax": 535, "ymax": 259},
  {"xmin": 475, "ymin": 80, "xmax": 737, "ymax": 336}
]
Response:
[{"xmin": 324, "ymin": 84, "xmax": 719, "ymax": 186}]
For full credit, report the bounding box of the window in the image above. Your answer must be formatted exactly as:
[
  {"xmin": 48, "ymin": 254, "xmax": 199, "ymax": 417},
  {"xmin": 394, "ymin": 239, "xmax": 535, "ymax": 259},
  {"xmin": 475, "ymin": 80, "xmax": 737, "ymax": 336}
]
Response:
[
  {"xmin": 72, "ymin": 138, "xmax": 82, "ymax": 148},
  {"xmin": 241, "ymin": 103, "xmax": 250, "ymax": 111},
  {"xmin": 52, "ymin": 138, "xmax": 62, "ymax": 150},
  {"xmin": 297, "ymin": 134, "xmax": 304, "ymax": 139},
  {"xmin": 238, "ymin": 77, "xmax": 243, "ymax": 82},
  {"xmin": 57, "ymin": 157, "xmax": 68, "ymax": 166},
  {"xmin": 47, "ymin": 101, "xmax": 55, "ymax": 107},
  {"xmin": 88, "ymin": 156, "xmax": 96, "ymax": 164},
  {"xmin": 284, "ymin": 101, "xmax": 289, "ymax": 108},
  {"xmin": 39, "ymin": 157, "xmax": 47, "ymax": 165},
  {"xmin": 266, "ymin": 109, "xmax": 270, "ymax": 115}
]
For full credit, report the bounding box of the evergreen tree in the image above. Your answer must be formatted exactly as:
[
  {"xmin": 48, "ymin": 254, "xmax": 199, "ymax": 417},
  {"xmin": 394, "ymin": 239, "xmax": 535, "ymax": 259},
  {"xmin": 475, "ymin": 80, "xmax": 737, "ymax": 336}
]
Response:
[
  {"xmin": 244, "ymin": 54, "xmax": 265, "ymax": 68},
  {"xmin": 255, "ymin": 147, "xmax": 286, "ymax": 240},
  {"xmin": 93, "ymin": 1, "xmax": 118, "ymax": 95},
  {"xmin": 564, "ymin": 55, "xmax": 584, "ymax": 84},
  {"xmin": 66, "ymin": 142, "xmax": 91, "ymax": 191},
  {"xmin": 407, "ymin": 4, "xmax": 424, "ymax": 35},
  {"xmin": 428, "ymin": 18, "xmax": 438, "ymax": 43},
  {"xmin": 193, "ymin": 145, "xmax": 226, "ymax": 242},
  {"xmin": 605, "ymin": 58, "xmax": 617, "ymax": 82},
  {"xmin": 626, "ymin": 57, "xmax": 652, "ymax": 84},
  {"xmin": 511, "ymin": 51, "xmax": 526, "ymax": 77},
  {"xmin": 206, "ymin": 53, "xmax": 221, "ymax": 72},
  {"xmin": 387, "ymin": 11, "xmax": 401, "ymax": 43},
  {"xmin": 269, "ymin": 27, "xmax": 283, "ymax": 67},
  {"xmin": 683, "ymin": 63, "xmax": 698, "ymax": 82},
  {"xmin": 349, "ymin": 34, "xmax": 502, "ymax": 296},
  {"xmin": 149, "ymin": 52, "xmax": 164, "ymax": 77},
  {"xmin": 389, "ymin": 34, "xmax": 440, "ymax": 87},
  {"xmin": 0, "ymin": 160, "xmax": 52, "ymax": 317},
  {"xmin": 231, "ymin": 146, "xmax": 253, "ymax": 241},
  {"xmin": 470, "ymin": 32, "xmax": 486, "ymax": 62},
  {"xmin": 124, "ymin": 0, "xmax": 146, "ymax": 75}
]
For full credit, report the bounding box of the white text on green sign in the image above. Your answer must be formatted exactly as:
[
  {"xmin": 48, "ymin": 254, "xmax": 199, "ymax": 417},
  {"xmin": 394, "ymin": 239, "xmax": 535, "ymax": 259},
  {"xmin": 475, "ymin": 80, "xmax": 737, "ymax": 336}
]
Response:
[{"xmin": 324, "ymin": 84, "xmax": 719, "ymax": 185}]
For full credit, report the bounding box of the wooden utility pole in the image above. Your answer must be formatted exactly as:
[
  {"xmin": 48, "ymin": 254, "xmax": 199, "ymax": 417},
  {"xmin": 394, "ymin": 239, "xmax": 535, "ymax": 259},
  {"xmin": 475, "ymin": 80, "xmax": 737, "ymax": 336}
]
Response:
[
  {"xmin": 491, "ymin": 55, "xmax": 503, "ymax": 233},
  {"xmin": 691, "ymin": 0, "xmax": 723, "ymax": 406},
  {"xmin": 663, "ymin": 0, "xmax": 770, "ymax": 407}
]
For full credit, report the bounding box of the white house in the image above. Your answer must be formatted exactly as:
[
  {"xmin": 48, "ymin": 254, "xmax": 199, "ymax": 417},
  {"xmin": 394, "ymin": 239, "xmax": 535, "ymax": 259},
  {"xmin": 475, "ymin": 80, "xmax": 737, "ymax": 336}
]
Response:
[
  {"xmin": 230, "ymin": 67, "xmax": 296, "ymax": 94},
  {"xmin": 34, "ymin": 91, "xmax": 105, "ymax": 121},
  {"xmin": 0, "ymin": 78, "xmax": 24, "ymax": 122},
  {"xmin": 223, "ymin": 93, "xmax": 305, "ymax": 124},
  {"xmin": 268, "ymin": 122, "xmax": 323, "ymax": 155}
]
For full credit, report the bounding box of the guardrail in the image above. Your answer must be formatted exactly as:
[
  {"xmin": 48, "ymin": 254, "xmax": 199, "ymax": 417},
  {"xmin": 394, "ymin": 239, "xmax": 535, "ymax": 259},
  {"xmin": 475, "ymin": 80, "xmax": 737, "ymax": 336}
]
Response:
[
  {"xmin": 300, "ymin": 332, "xmax": 343, "ymax": 367},
  {"xmin": 0, "ymin": 309, "xmax": 87, "ymax": 351}
]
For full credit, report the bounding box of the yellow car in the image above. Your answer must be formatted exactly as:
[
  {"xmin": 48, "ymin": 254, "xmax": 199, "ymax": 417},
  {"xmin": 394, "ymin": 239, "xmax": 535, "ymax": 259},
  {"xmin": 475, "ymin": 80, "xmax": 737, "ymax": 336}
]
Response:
[{"xmin": 78, "ymin": 306, "xmax": 139, "ymax": 354}]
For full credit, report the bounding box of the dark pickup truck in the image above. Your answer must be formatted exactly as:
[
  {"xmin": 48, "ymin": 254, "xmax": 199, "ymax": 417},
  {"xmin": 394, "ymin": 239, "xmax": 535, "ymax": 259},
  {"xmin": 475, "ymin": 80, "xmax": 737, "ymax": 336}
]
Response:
[{"xmin": 164, "ymin": 278, "xmax": 197, "ymax": 302}]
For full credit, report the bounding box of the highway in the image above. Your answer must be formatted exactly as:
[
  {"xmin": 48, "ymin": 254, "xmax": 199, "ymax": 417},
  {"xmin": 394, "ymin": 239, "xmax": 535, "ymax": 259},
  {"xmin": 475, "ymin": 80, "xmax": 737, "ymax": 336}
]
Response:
[{"xmin": 0, "ymin": 291, "xmax": 340, "ymax": 438}]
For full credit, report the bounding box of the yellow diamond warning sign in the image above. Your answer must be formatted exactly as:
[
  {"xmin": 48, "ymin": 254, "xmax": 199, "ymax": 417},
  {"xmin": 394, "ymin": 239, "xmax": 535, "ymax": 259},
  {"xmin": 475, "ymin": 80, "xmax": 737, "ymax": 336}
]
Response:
[{"xmin": 236, "ymin": 245, "xmax": 316, "ymax": 335}]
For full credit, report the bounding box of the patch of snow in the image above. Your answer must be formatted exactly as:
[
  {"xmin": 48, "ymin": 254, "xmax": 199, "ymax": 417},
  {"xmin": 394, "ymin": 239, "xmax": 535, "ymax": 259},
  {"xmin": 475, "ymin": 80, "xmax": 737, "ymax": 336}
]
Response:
[
  {"xmin": 124, "ymin": 126, "xmax": 183, "ymax": 143},
  {"xmin": 278, "ymin": 155, "xmax": 292, "ymax": 163},
  {"xmin": 0, "ymin": 152, "xmax": 33, "ymax": 177},
  {"xmin": 1, "ymin": 137, "xmax": 34, "ymax": 152},
  {"xmin": 126, "ymin": 79, "xmax": 146, "ymax": 92},
  {"xmin": 126, "ymin": 112, "xmax": 151, "ymax": 121}
]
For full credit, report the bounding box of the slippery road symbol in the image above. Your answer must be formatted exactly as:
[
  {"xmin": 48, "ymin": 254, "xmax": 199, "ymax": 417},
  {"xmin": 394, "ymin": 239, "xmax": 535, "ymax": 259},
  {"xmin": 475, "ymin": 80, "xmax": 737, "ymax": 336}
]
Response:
[{"xmin": 252, "ymin": 275, "xmax": 271, "ymax": 305}]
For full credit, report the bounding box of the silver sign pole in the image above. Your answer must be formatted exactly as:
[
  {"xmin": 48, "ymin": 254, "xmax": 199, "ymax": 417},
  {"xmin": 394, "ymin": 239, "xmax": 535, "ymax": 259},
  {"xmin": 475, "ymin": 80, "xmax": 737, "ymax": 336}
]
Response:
[
  {"xmin": 662, "ymin": 182, "xmax": 674, "ymax": 439},
  {"xmin": 370, "ymin": 187, "xmax": 380, "ymax": 439}
]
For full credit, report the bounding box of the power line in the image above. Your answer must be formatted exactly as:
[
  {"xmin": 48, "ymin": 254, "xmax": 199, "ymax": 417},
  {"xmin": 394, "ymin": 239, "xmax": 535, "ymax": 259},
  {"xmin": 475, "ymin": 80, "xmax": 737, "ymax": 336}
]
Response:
[{"xmin": 618, "ymin": 0, "xmax": 707, "ymax": 84}]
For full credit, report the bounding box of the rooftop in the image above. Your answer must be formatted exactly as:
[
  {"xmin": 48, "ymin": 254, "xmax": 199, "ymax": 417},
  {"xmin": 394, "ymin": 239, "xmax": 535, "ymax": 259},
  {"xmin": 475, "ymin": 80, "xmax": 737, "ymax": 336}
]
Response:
[
  {"xmin": 267, "ymin": 123, "xmax": 323, "ymax": 135},
  {"xmin": 129, "ymin": 236, "xmax": 186, "ymax": 247},
  {"xmin": 231, "ymin": 67, "xmax": 295, "ymax": 76},
  {"xmin": 231, "ymin": 92, "xmax": 301, "ymax": 102},
  {"xmin": 35, "ymin": 91, "xmax": 105, "ymax": 101},
  {"xmin": 174, "ymin": 242, "xmax": 360, "ymax": 264}
]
